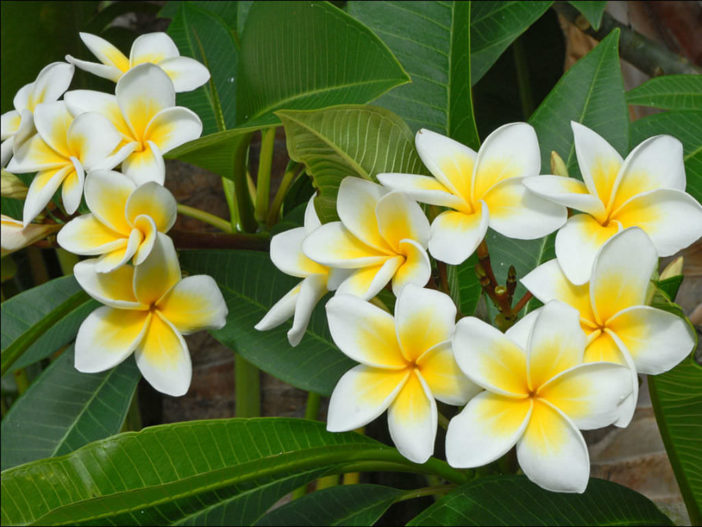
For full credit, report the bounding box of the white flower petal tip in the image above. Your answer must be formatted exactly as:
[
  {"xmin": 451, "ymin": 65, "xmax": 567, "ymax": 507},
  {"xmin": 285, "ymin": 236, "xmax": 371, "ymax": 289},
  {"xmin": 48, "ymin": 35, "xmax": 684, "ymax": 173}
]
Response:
[{"xmin": 1, "ymin": 215, "xmax": 60, "ymax": 256}]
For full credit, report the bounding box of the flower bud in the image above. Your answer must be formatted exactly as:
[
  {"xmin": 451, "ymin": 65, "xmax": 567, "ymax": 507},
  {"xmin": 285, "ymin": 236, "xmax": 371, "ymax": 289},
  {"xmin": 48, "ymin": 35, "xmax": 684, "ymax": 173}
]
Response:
[
  {"xmin": 550, "ymin": 150, "xmax": 569, "ymax": 178},
  {"xmin": 1, "ymin": 215, "xmax": 60, "ymax": 257},
  {"xmin": 1, "ymin": 170, "xmax": 28, "ymax": 199}
]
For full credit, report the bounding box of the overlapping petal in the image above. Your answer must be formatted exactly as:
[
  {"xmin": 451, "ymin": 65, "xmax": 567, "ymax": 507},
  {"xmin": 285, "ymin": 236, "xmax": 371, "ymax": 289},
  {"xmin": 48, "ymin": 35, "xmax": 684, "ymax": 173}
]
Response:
[
  {"xmin": 134, "ymin": 233, "xmax": 181, "ymax": 306},
  {"xmin": 73, "ymin": 259, "xmax": 143, "ymax": 309},
  {"xmin": 157, "ymin": 275, "xmax": 228, "ymax": 335},
  {"xmin": 270, "ymin": 227, "xmax": 327, "ymax": 278},
  {"xmin": 130, "ymin": 33, "xmax": 179, "ymax": 66},
  {"xmin": 121, "ymin": 141, "xmax": 166, "ymax": 186},
  {"xmin": 336, "ymin": 177, "xmax": 390, "ymax": 251},
  {"xmin": 158, "ymin": 56, "xmax": 211, "ymax": 92},
  {"xmin": 144, "ymin": 107, "xmax": 202, "ymax": 154},
  {"xmin": 303, "ymin": 222, "xmax": 387, "ymax": 268},
  {"xmin": 571, "ymin": 121, "xmax": 623, "ymax": 208},
  {"xmin": 428, "ymin": 202, "xmax": 488, "ymax": 265},
  {"xmin": 335, "ymin": 257, "xmax": 403, "ymax": 299},
  {"xmin": 415, "ymin": 128, "xmax": 475, "ymax": 200},
  {"xmin": 391, "ymin": 239, "xmax": 431, "ymax": 295},
  {"xmin": 57, "ymin": 214, "xmax": 125, "ymax": 255},
  {"xmin": 416, "ymin": 341, "xmax": 480, "ymax": 406},
  {"xmin": 521, "ymin": 175, "xmax": 605, "ymax": 217},
  {"xmin": 125, "ymin": 181, "xmax": 177, "ymax": 233},
  {"xmin": 286, "ymin": 274, "xmax": 327, "ymax": 346},
  {"xmin": 22, "ymin": 165, "xmax": 72, "ymax": 226},
  {"xmin": 376, "ymin": 192, "xmax": 430, "ymax": 251},
  {"xmin": 376, "ymin": 172, "xmax": 465, "ymax": 209}
]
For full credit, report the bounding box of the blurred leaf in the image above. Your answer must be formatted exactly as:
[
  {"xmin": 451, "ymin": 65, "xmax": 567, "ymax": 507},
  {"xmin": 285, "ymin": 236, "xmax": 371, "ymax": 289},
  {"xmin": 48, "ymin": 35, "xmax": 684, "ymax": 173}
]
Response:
[
  {"xmin": 529, "ymin": 30, "xmax": 628, "ymax": 179},
  {"xmin": 407, "ymin": 475, "xmax": 672, "ymax": 526},
  {"xmin": 179, "ymin": 249, "xmax": 354, "ymax": 395},
  {"xmin": 256, "ymin": 484, "xmax": 404, "ymax": 526},
  {"xmin": 447, "ymin": 254, "xmax": 481, "ymax": 317},
  {"xmin": 1, "ymin": 346, "xmax": 139, "ymax": 470},
  {"xmin": 626, "ymin": 75, "xmax": 702, "ymax": 111},
  {"xmin": 236, "ymin": 1, "xmax": 409, "ymax": 126},
  {"xmin": 1, "ymin": 255, "xmax": 17, "ymax": 282},
  {"xmin": 568, "ymin": 1, "xmax": 607, "ymax": 31},
  {"xmin": 650, "ymin": 355, "xmax": 702, "ymax": 525},
  {"xmin": 278, "ymin": 105, "xmax": 424, "ymax": 223}
]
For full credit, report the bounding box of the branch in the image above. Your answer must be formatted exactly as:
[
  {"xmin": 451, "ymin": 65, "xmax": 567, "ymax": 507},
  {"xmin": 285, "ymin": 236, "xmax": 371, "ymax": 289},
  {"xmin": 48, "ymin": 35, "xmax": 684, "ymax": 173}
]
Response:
[{"xmin": 553, "ymin": 2, "xmax": 701, "ymax": 77}]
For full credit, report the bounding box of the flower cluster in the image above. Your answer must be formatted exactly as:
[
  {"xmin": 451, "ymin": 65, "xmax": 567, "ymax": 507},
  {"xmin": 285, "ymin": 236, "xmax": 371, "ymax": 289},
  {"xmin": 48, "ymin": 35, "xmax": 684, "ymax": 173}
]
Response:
[
  {"xmin": 1, "ymin": 33, "xmax": 228, "ymax": 396},
  {"xmin": 258, "ymin": 122, "xmax": 701, "ymax": 492}
]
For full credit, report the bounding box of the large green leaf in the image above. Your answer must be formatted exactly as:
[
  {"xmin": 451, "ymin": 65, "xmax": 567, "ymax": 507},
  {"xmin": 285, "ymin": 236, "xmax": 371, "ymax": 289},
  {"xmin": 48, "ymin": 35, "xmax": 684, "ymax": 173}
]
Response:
[
  {"xmin": 1, "ymin": 346, "xmax": 139, "ymax": 470},
  {"xmin": 629, "ymin": 110, "xmax": 702, "ymax": 204},
  {"xmin": 1, "ymin": 275, "xmax": 96, "ymax": 375},
  {"xmin": 626, "ymin": 75, "xmax": 702, "ymax": 111},
  {"xmin": 347, "ymin": 1, "xmax": 480, "ymax": 147},
  {"xmin": 447, "ymin": 254, "xmax": 482, "ymax": 317},
  {"xmin": 179, "ymin": 249, "xmax": 353, "ymax": 395},
  {"xmin": 278, "ymin": 105, "xmax": 424, "ymax": 223},
  {"xmin": 529, "ymin": 30, "xmax": 628, "ymax": 179},
  {"xmin": 236, "ymin": 1, "xmax": 409, "ymax": 126},
  {"xmin": 650, "ymin": 355, "xmax": 702, "ymax": 525},
  {"xmin": 256, "ymin": 484, "xmax": 404, "ymax": 526},
  {"xmin": 0, "ymin": 418, "xmax": 463, "ymax": 526},
  {"xmin": 407, "ymin": 475, "xmax": 672, "ymax": 526},
  {"xmin": 568, "ymin": 1, "xmax": 607, "ymax": 31}
]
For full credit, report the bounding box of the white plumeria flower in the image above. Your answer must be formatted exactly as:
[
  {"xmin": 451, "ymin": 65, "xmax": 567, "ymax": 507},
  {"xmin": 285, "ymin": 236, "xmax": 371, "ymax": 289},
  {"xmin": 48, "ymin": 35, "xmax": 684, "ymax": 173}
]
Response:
[
  {"xmin": 326, "ymin": 285, "xmax": 480, "ymax": 464},
  {"xmin": 7, "ymin": 102, "xmax": 133, "ymax": 226},
  {"xmin": 1, "ymin": 62, "xmax": 74, "ymax": 167},
  {"xmin": 523, "ymin": 122, "xmax": 702, "ymax": 285},
  {"xmin": 74, "ymin": 235, "xmax": 227, "ymax": 396},
  {"xmin": 378, "ymin": 124, "xmax": 566, "ymax": 265},
  {"xmin": 58, "ymin": 170, "xmax": 177, "ymax": 273},
  {"xmin": 1, "ymin": 215, "xmax": 60, "ymax": 257},
  {"xmin": 66, "ymin": 32, "xmax": 210, "ymax": 92},
  {"xmin": 303, "ymin": 178, "xmax": 432, "ymax": 300},
  {"xmin": 255, "ymin": 198, "xmax": 348, "ymax": 346},
  {"xmin": 521, "ymin": 227, "xmax": 695, "ymax": 427},
  {"xmin": 64, "ymin": 63, "xmax": 203, "ymax": 186},
  {"xmin": 447, "ymin": 301, "xmax": 632, "ymax": 493}
]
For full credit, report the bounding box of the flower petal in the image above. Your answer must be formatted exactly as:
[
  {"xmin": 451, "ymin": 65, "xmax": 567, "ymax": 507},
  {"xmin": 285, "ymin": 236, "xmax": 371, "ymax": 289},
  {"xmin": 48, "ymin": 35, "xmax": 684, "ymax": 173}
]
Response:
[
  {"xmin": 415, "ymin": 128, "xmax": 475, "ymax": 201},
  {"xmin": 336, "ymin": 177, "xmax": 391, "ymax": 252},
  {"xmin": 63, "ymin": 90, "xmax": 132, "ymax": 138},
  {"xmin": 428, "ymin": 201, "xmax": 488, "ymax": 265},
  {"xmin": 612, "ymin": 189, "xmax": 702, "ymax": 257},
  {"xmin": 473, "ymin": 122, "xmax": 540, "ymax": 200},
  {"xmin": 505, "ymin": 308, "xmax": 541, "ymax": 350},
  {"xmin": 590, "ymin": 227, "xmax": 657, "ymax": 324},
  {"xmin": 287, "ymin": 274, "xmax": 326, "ymax": 346},
  {"xmin": 28, "ymin": 62, "xmax": 75, "ymax": 109},
  {"xmin": 8, "ymin": 131, "xmax": 66, "ymax": 174},
  {"xmin": 376, "ymin": 172, "xmax": 466, "ymax": 209},
  {"xmin": 144, "ymin": 107, "xmax": 202, "ymax": 154},
  {"xmin": 270, "ymin": 226, "xmax": 327, "ymax": 278},
  {"xmin": 388, "ymin": 370, "xmax": 437, "ymax": 463},
  {"xmin": 61, "ymin": 160, "xmax": 84, "ymax": 215},
  {"xmin": 65, "ymin": 55, "xmax": 122, "ymax": 83},
  {"xmin": 93, "ymin": 227, "xmax": 141, "ymax": 273},
  {"xmin": 121, "ymin": 140, "xmax": 166, "ymax": 186},
  {"xmin": 157, "ymin": 274, "xmax": 228, "ymax": 335},
  {"xmin": 606, "ymin": 306, "xmax": 695, "ymax": 375},
  {"xmin": 325, "ymin": 294, "xmax": 406, "ymax": 369},
  {"xmin": 335, "ymin": 256, "xmax": 403, "ymax": 300},
  {"xmin": 129, "ymin": 32, "xmax": 179, "ymax": 66},
  {"xmin": 134, "ymin": 233, "xmax": 181, "ymax": 305},
  {"xmin": 67, "ymin": 112, "xmax": 123, "ymax": 170},
  {"xmin": 157, "ymin": 56, "xmax": 211, "ymax": 92},
  {"xmin": 327, "ymin": 365, "xmax": 410, "ymax": 432},
  {"xmin": 554, "ymin": 213, "xmax": 622, "ymax": 286},
  {"xmin": 446, "ymin": 392, "xmax": 532, "ymax": 468},
  {"xmin": 75, "ymin": 306, "xmax": 149, "ymax": 373},
  {"xmin": 84, "ymin": 169, "xmax": 134, "ymax": 235},
  {"xmin": 453, "ymin": 316, "xmax": 529, "ymax": 397},
  {"xmin": 571, "ymin": 121, "xmax": 623, "ymax": 208},
  {"xmin": 1, "ymin": 138, "xmax": 13, "ymax": 167},
  {"xmin": 516, "ymin": 399, "xmax": 590, "ymax": 493},
  {"xmin": 131, "ymin": 215, "xmax": 157, "ymax": 266},
  {"xmin": 116, "ymin": 64, "xmax": 175, "ymax": 140},
  {"xmin": 303, "ymin": 196, "xmax": 321, "ymax": 234},
  {"xmin": 13, "ymin": 83, "xmax": 33, "ymax": 112},
  {"xmin": 255, "ymin": 283, "xmax": 301, "ymax": 332},
  {"xmin": 22, "ymin": 165, "xmax": 71, "ymax": 226},
  {"xmin": 376, "ymin": 191, "xmax": 430, "ymax": 251},
  {"xmin": 522, "ymin": 175, "xmax": 605, "ymax": 217},
  {"xmin": 134, "ymin": 312, "xmax": 191, "ymax": 397},
  {"xmin": 391, "ymin": 239, "xmax": 431, "ymax": 295},
  {"xmin": 57, "ymin": 213, "xmax": 125, "ymax": 256},
  {"xmin": 77, "ymin": 32, "xmax": 130, "ymax": 73},
  {"xmin": 483, "ymin": 177, "xmax": 566, "ymax": 239},
  {"xmin": 10, "ymin": 110, "xmax": 37, "ymax": 157},
  {"xmin": 416, "ymin": 341, "xmax": 481, "ymax": 405},
  {"xmin": 73, "ymin": 259, "xmax": 143, "ymax": 309},
  {"xmin": 303, "ymin": 222, "xmax": 387, "ymax": 268},
  {"xmin": 125, "ymin": 181, "xmax": 177, "ymax": 233},
  {"xmin": 1, "ymin": 110, "xmax": 21, "ymax": 140},
  {"xmin": 33, "ymin": 102, "xmax": 72, "ymax": 158}
]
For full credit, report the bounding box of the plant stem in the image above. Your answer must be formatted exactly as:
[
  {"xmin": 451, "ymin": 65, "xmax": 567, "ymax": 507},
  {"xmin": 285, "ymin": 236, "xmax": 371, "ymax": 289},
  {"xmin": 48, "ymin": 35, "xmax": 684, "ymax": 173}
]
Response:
[
  {"xmin": 267, "ymin": 161, "xmax": 303, "ymax": 227},
  {"xmin": 221, "ymin": 178, "xmax": 239, "ymax": 231},
  {"xmin": 437, "ymin": 411, "xmax": 449, "ymax": 431},
  {"xmin": 512, "ymin": 291, "xmax": 533, "ymax": 314},
  {"xmin": 512, "ymin": 35, "xmax": 534, "ymax": 119},
  {"xmin": 235, "ymin": 354, "xmax": 260, "ymax": 418},
  {"xmin": 13, "ymin": 369, "xmax": 29, "ymax": 395},
  {"xmin": 233, "ymin": 136, "xmax": 257, "ymax": 233},
  {"xmin": 176, "ymin": 204, "xmax": 234, "ymax": 234},
  {"xmin": 304, "ymin": 392, "xmax": 321, "ymax": 421},
  {"xmin": 317, "ymin": 474, "xmax": 339, "ymax": 490},
  {"xmin": 398, "ymin": 484, "xmax": 455, "ymax": 502},
  {"xmin": 255, "ymin": 127, "xmax": 276, "ymax": 224}
]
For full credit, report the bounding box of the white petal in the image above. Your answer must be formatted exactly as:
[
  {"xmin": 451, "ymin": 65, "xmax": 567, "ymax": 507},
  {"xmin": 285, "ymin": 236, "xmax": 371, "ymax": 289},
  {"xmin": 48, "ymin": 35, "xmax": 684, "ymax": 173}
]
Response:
[
  {"xmin": 286, "ymin": 274, "xmax": 326, "ymax": 346},
  {"xmin": 303, "ymin": 196, "xmax": 321, "ymax": 234},
  {"xmin": 29, "ymin": 62, "xmax": 75, "ymax": 106},
  {"xmin": 505, "ymin": 308, "xmax": 541, "ymax": 350},
  {"xmin": 337, "ymin": 177, "xmax": 391, "ymax": 252},
  {"xmin": 57, "ymin": 213, "xmax": 125, "ymax": 255},
  {"xmin": 270, "ymin": 226, "xmax": 327, "ymax": 278},
  {"xmin": 84, "ymin": 169, "xmax": 134, "ymax": 235},
  {"xmin": 255, "ymin": 282, "xmax": 301, "ymax": 332},
  {"xmin": 376, "ymin": 191, "xmax": 430, "ymax": 250},
  {"xmin": 157, "ymin": 274, "xmax": 228, "ymax": 335},
  {"xmin": 116, "ymin": 64, "xmax": 175, "ymax": 140},
  {"xmin": 9, "ymin": 129, "xmax": 65, "ymax": 174},
  {"xmin": 428, "ymin": 201, "xmax": 488, "ymax": 265},
  {"xmin": 62, "ymin": 90, "xmax": 132, "ymax": 138},
  {"xmin": 78, "ymin": 32, "xmax": 130, "ymax": 73},
  {"xmin": 61, "ymin": 158, "xmax": 85, "ymax": 215},
  {"xmin": 129, "ymin": 32, "xmax": 180, "ymax": 66},
  {"xmin": 158, "ymin": 56, "xmax": 210, "ymax": 92},
  {"xmin": 571, "ymin": 121, "xmax": 623, "ymax": 208},
  {"xmin": 13, "ymin": 83, "xmax": 33, "ymax": 112},
  {"xmin": 93, "ymin": 227, "xmax": 141, "ymax": 273},
  {"xmin": 376, "ymin": 172, "xmax": 466, "ymax": 209},
  {"xmin": 134, "ymin": 232, "xmax": 181, "ymax": 306},
  {"xmin": 335, "ymin": 256, "xmax": 403, "ymax": 300},
  {"xmin": 391, "ymin": 239, "xmax": 431, "ymax": 295},
  {"xmin": 416, "ymin": 341, "xmax": 481, "ymax": 406},
  {"xmin": 67, "ymin": 112, "xmax": 123, "ymax": 170},
  {"xmin": 22, "ymin": 165, "xmax": 71, "ymax": 226},
  {"xmin": 1, "ymin": 110, "xmax": 21, "ymax": 140},
  {"xmin": 65, "ymin": 55, "xmax": 122, "ymax": 83},
  {"xmin": 73, "ymin": 259, "xmax": 144, "ymax": 309},
  {"xmin": 125, "ymin": 181, "xmax": 177, "ymax": 233},
  {"xmin": 144, "ymin": 107, "xmax": 202, "ymax": 154},
  {"xmin": 1, "ymin": 138, "xmax": 13, "ymax": 167},
  {"xmin": 414, "ymin": 128, "xmax": 475, "ymax": 202},
  {"xmin": 11, "ymin": 109, "xmax": 36, "ymax": 156},
  {"xmin": 121, "ymin": 140, "xmax": 166, "ymax": 186},
  {"xmin": 522, "ymin": 175, "xmax": 605, "ymax": 217},
  {"xmin": 303, "ymin": 221, "xmax": 387, "ymax": 268},
  {"xmin": 33, "ymin": 101, "xmax": 73, "ymax": 157}
]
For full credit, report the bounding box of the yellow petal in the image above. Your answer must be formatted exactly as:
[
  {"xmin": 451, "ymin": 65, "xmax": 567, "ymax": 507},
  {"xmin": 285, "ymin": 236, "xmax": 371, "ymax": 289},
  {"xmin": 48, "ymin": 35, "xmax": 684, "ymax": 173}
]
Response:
[
  {"xmin": 584, "ymin": 331, "xmax": 624, "ymax": 364},
  {"xmin": 157, "ymin": 275, "xmax": 228, "ymax": 335},
  {"xmin": 416, "ymin": 341, "xmax": 480, "ymax": 405}
]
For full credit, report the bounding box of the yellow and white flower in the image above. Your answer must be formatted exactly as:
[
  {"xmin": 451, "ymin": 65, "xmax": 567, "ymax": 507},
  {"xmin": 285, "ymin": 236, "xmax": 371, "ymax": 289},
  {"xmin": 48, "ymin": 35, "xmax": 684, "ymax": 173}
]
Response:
[
  {"xmin": 378, "ymin": 124, "xmax": 566, "ymax": 265},
  {"xmin": 523, "ymin": 122, "xmax": 702, "ymax": 284},
  {"xmin": 57, "ymin": 170, "xmax": 177, "ymax": 273},
  {"xmin": 255, "ymin": 198, "xmax": 348, "ymax": 346},
  {"xmin": 447, "ymin": 301, "xmax": 632, "ymax": 493},
  {"xmin": 521, "ymin": 227, "xmax": 696, "ymax": 426},
  {"xmin": 326, "ymin": 285, "xmax": 480, "ymax": 463},
  {"xmin": 74, "ymin": 235, "xmax": 227, "ymax": 396},
  {"xmin": 1, "ymin": 62, "xmax": 74, "ymax": 167},
  {"xmin": 303, "ymin": 177, "xmax": 431, "ymax": 300},
  {"xmin": 64, "ymin": 63, "xmax": 203, "ymax": 186},
  {"xmin": 7, "ymin": 102, "xmax": 133, "ymax": 226},
  {"xmin": 66, "ymin": 32, "xmax": 210, "ymax": 92},
  {"xmin": 1, "ymin": 215, "xmax": 60, "ymax": 257}
]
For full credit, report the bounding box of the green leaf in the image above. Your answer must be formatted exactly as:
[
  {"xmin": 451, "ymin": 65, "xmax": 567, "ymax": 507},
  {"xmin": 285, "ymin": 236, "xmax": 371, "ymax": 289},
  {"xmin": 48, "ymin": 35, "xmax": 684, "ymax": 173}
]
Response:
[
  {"xmin": 529, "ymin": 30, "xmax": 628, "ymax": 179},
  {"xmin": 162, "ymin": 1, "xmax": 239, "ymax": 134},
  {"xmin": 0, "ymin": 418, "xmax": 461, "ymax": 526},
  {"xmin": 278, "ymin": 105, "xmax": 424, "ymax": 223},
  {"xmin": 626, "ymin": 75, "xmax": 702, "ymax": 111},
  {"xmin": 236, "ymin": 1, "xmax": 409, "ymax": 126},
  {"xmin": 256, "ymin": 484, "xmax": 404, "ymax": 526},
  {"xmin": 650, "ymin": 355, "xmax": 702, "ymax": 525},
  {"xmin": 656, "ymin": 275, "xmax": 684, "ymax": 302},
  {"xmin": 407, "ymin": 475, "xmax": 672, "ymax": 526},
  {"xmin": 179, "ymin": 249, "xmax": 353, "ymax": 395},
  {"xmin": 447, "ymin": 254, "xmax": 481, "ymax": 317},
  {"xmin": 568, "ymin": 1, "xmax": 607, "ymax": 31},
  {"xmin": 347, "ymin": 1, "xmax": 480, "ymax": 147},
  {"xmin": 1, "ymin": 346, "xmax": 140, "ymax": 470},
  {"xmin": 629, "ymin": 109, "xmax": 702, "ymax": 204},
  {"xmin": 1, "ymin": 276, "xmax": 96, "ymax": 375}
]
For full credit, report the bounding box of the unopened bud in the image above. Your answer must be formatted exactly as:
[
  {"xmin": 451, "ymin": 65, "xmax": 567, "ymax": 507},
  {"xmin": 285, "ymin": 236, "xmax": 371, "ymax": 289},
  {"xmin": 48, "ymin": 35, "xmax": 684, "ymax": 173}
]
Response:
[
  {"xmin": 1, "ymin": 170, "xmax": 28, "ymax": 199},
  {"xmin": 660, "ymin": 256, "xmax": 684, "ymax": 280},
  {"xmin": 550, "ymin": 151, "xmax": 569, "ymax": 178},
  {"xmin": 1, "ymin": 215, "xmax": 60, "ymax": 257}
]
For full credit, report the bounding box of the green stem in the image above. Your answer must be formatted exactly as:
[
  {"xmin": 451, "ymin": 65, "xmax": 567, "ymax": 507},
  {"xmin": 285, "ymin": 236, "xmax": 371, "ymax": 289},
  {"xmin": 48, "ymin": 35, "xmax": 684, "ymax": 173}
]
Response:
[
  {"xmin": 255, "ymin": 127, "xmax": 276, "ymax": 224},
  {"xmin": 304, "ymin": 392, "xmax": 321, "ymax": 421},
  {"xmin": 221, "ymin": 178, "xmax": 239, "ymax": 231},
  {"xmin": 267, "ymin": 161, "xmax": 303, "ymax": 227},
  {"xmin": 176, "ymin": 204, "xmax": 234, "ymax": 234},
  {"xmin": 512, "ymin": 35, "xmax": 534, "ymax": 119},
  {"xmin": 235, "ymin": 354, "xmax": 260, "ymax": 418},
  {"xmin": 233, "ymin": 136, "xmax": 257, "ymax": 233},
  {"xmin": 398, "ymin": 484, "xmax": 455, "ymax": 502},
  {"xmin": 13, "ymin": 369, "xmax": 30, "ymax": 395}
]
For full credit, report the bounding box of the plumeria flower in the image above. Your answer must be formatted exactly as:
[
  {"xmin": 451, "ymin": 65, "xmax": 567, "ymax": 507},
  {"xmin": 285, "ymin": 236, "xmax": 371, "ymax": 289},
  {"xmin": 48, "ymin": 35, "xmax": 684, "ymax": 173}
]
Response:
[
  {"xmin": 447, "ymin": 301, "xmax": 632, "ymax": 493},
  {"xmin": 64, "ymin": 63, "xmax": 203, "ymax": 186},
  {"xmin": 1, "ymin": 215, "xmax": 60, "ymax": 257},
  {"xmin": 326, "ymin": 285, "xmax": 480, "ymax": 463},
  {"xmin": 7, "ymin": 102, "xmax": 133, "ymax": 226},
  {"xmin": 57, "ymin": 170, "xmax": 177, "ymax": 273},
  {"xmin": 255, "ymin": 198, "xmax": 349, "ymax": 346},
  {"xmin": 521, "ymin": 227, "xmax": 695, "ymax": 426},
  {"xmin": 1, "ymin": 62, "xmax": 74, "ymax": 167},
  {"xmin": 74, "ymin": 235, "xmax": 227, "ymax": 396},
  {"xmin": 378, "ymin": 124, "xmax": 566, "ymax": 265},
  {"xmin": 66, "ymin": 32, "xmax": 210, "ymax": 92},
  {"xmin": 523, "ymin": 122, "xmax": 702, "ymax": 285},
  {"xmin": 303, "ymin": 177, "xmax": 431, "ymax": 300}
]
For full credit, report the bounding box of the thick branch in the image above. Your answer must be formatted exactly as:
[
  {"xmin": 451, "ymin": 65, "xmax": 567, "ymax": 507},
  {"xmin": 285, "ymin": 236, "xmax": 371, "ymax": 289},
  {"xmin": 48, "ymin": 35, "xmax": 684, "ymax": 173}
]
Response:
[{"xmin": 553, "ymin": 2, "xmax": 701, "ymax": 77}]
